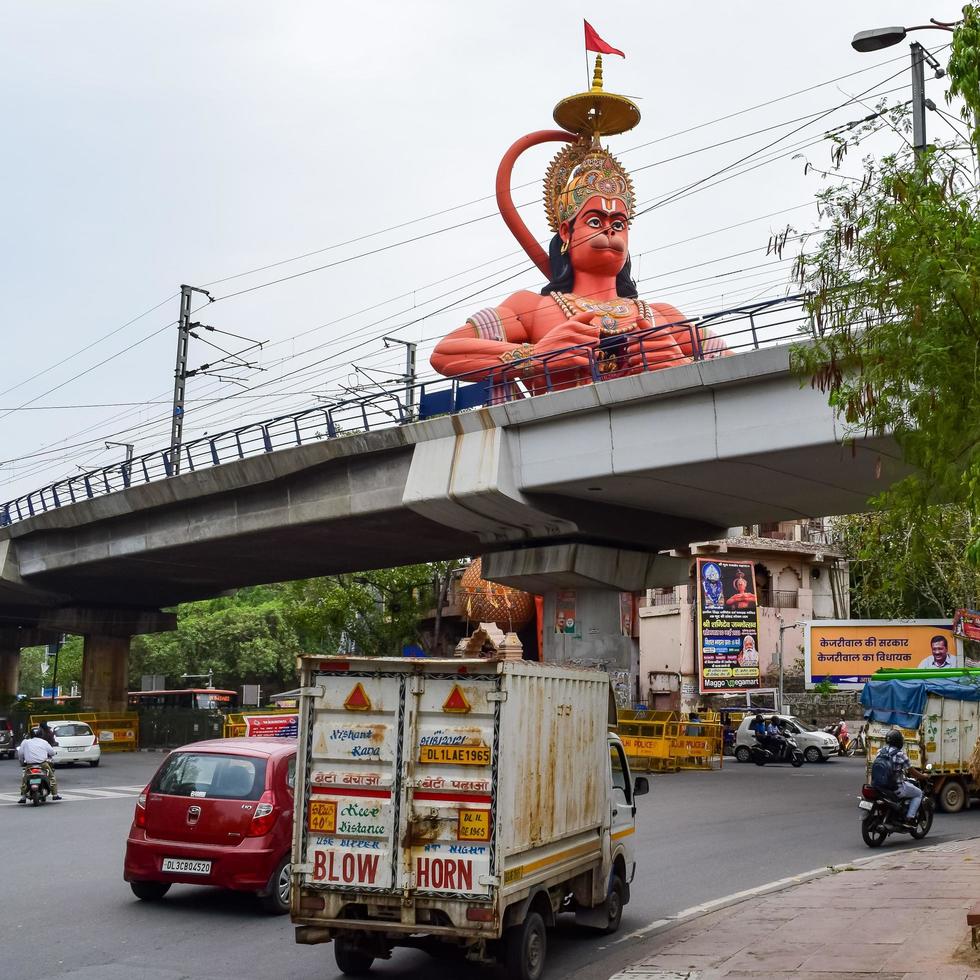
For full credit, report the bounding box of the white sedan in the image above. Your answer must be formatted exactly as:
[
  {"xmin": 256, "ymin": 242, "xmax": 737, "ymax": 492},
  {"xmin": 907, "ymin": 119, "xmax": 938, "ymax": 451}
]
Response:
[{"xmin": 48, "ymin": 720, "xmax": 101, "ymax": 767}]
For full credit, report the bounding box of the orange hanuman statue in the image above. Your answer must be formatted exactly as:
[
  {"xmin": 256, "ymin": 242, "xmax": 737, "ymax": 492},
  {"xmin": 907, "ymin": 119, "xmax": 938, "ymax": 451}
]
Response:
[{"xmin": 430, "ymin": 57, "xmax": 722, "ymax": 392}]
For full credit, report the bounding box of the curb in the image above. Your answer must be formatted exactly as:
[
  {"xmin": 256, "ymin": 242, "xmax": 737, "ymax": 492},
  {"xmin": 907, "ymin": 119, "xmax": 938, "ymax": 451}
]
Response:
[{"xmin": 606, "ymin": 834, "xmax": 980, "ymax": 971}]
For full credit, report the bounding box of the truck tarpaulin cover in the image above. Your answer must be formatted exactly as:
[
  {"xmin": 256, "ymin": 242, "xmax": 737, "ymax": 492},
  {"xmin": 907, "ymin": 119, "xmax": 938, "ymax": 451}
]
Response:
[{"xmin": 861, "ymin": 678, "xmax": 980, "ymax": 729}]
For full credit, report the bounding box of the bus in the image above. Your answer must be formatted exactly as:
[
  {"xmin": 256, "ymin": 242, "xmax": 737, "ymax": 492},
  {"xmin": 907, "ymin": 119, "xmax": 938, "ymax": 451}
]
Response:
[{"xmin": 127, "ymin": 689, "xmax": 239, "ymax": 712}]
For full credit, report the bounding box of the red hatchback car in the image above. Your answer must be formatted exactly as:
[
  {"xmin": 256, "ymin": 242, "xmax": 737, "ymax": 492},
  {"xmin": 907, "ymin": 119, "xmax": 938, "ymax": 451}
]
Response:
[{"xmin": 124, "ymin": 737, "xmax": 296, "ymax": 914}]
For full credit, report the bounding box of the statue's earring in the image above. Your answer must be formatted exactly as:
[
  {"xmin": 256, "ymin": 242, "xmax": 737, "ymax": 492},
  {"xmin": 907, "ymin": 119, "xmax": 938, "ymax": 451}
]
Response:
[{"xmin": 560, "ymin": 240, "xmax": 569, "ymax": 255}]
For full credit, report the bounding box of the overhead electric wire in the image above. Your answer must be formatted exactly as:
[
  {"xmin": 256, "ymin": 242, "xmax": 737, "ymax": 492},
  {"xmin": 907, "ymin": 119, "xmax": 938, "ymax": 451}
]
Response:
[{"xmin": 0, "ymin": 59, "xmax": 937, "ymax": 489}]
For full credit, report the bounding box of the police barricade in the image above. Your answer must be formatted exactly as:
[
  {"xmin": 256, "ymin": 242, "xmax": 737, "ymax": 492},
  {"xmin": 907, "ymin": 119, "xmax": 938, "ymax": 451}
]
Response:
[
  {"xmin": 618, "ymin": 710, "xmax": 680, "ymax": 773},
  {"xmin": 618, "ymin": 710, "xmax": 724, "ymax": 773},
  {"xmin": 224, "ymin": 709, "xmax": 298, "ymax": 739},
  {"xmin": 28, "ymin": 711, "xmax": 139, "ymax": 752}
]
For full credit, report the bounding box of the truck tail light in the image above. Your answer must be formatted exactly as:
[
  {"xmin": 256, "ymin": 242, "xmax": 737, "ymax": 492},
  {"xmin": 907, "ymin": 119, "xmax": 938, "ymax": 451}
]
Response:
[
  {"xmin": 247, "ymin": 791, "xmax": 278, "ymax": 836},
  {"xmin": 466, "ymin": 907, "xmax": 494, "ymax": 922},
  {"xmin": 134, "ymin": 784, "xmax": 150, "ymax": 828}
]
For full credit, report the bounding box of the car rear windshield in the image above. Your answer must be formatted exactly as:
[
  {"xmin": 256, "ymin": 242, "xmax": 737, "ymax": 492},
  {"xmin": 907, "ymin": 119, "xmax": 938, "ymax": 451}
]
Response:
[
  {"xmin": 52, "ymin": 724, "xmax": 93, "ymax": 737},
  {"xmin": 151, "ymin": 752, "xmax": 267, "ymax": 801}
]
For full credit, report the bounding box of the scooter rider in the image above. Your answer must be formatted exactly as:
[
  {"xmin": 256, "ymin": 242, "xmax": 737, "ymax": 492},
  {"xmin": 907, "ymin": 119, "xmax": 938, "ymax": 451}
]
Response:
[
  {"xmin": 16, "ymin": 727, "xmax": 62, "ymax": 803},
  {"xmin": 875, "ymin": 729, "xmax": 924, "ymax": 828}
]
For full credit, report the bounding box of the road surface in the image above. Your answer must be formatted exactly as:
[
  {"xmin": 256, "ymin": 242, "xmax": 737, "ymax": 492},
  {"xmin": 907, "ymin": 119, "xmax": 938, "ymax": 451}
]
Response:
[{"xmin": 3, "ymin": 752, "xmax": 974, "ymax": 980}]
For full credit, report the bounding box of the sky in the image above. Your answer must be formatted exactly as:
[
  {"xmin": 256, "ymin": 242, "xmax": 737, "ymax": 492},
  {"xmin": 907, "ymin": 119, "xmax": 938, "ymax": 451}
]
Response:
[{"xmin": 0, "ymin": 1, "xmax": 966, "ymax": 505}]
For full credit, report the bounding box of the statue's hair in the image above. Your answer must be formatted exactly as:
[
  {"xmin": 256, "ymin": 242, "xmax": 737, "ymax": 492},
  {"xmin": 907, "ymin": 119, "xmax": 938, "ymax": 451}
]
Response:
[{"xmin": 540, "ymin": 223, "xmax": 638, "ymax": 299}]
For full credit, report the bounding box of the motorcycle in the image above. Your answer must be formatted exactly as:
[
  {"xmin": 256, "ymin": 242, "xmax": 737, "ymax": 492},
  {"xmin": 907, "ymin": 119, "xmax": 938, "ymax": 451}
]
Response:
[
  {"xmin": 750, "ymin": 733, "xmax": 805, "ymax": 767},
  {"xmin": 859, "ymin": 770, "xmax": 935, "ymax": 847},
  {"xmin": 23, "ymin": 764, "xmax": 52, "ymax": 806},
  {"xmin": 824, "ymin": 723, "xmax": 856, "ymax": 757}
]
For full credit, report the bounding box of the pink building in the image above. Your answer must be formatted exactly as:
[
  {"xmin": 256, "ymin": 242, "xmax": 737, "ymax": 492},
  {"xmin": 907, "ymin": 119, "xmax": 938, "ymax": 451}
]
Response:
[{"xmin": 638, "ymin": 521, "xmax": 848, "ymax": 712}]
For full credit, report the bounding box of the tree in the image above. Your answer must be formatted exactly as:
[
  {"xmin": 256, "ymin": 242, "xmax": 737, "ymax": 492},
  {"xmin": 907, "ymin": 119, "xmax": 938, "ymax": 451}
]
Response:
[
  {"xmin": 792, "ymin": 11, "xmax": 980, "ymax": 568},
  {"xmin": 833, "ymin": 506, "xmax": 980, "ymax": 618}
]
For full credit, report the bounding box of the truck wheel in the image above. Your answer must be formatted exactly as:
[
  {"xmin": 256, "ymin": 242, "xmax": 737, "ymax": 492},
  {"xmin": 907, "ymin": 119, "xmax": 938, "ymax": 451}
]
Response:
[
  {"xmin": 601, "ymin": 876, "xmax": 625, "ymax": 935},
  {"xmin": 504, "ymin": 910, "xmax": 546, "ymax": 980},
  {"xmin": 734, "ymin": 746, "xmax": 751, "ymax": 763},
  {"xmin": 334, "ymin": 937, "xmax": 374, "ymax": 976},
  {"xmin": 938, "ymin": 779, "xmax": 966, "ymax": 813}
]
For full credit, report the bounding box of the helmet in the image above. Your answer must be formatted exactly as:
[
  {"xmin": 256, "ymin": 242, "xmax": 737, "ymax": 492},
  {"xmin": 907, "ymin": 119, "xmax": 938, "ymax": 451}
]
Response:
[{"xmin": 886, "ymin": 729, "xmax": 904, "ymax": 749}]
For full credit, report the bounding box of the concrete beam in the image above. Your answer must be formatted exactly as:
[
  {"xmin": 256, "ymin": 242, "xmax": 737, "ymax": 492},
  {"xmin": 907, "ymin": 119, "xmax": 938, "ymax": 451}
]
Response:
[
  {"xmin": 39, "ymin": 607, "xmax": 177, "ymax": 638},
  {"xmin": 482, "ymin": 543, "xmax": 690, "ymax": 593}
]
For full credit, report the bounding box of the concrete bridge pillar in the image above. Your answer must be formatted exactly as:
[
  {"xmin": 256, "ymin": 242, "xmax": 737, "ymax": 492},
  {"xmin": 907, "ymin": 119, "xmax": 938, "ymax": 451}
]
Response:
[
  {"xmin": 81, "ymin": 634, "xmax": 131, "ymax": 713},
  {"xmin": 0, "ymin": 649, "xmax": 19, "ymax": 699},
  {"xmin": 482, "ymin": 543, "xmax": 689, "ymax": 705},
  {"xmin": 34, "ymin": 608, "xmax": 177, "ymax": 714}
]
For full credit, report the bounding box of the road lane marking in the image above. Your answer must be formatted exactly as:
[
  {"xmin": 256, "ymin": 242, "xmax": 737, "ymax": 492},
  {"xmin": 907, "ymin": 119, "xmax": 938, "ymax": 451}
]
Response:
[{"xmin": 0, "ymin": 786, "xmax": 140, "ymax": 805}]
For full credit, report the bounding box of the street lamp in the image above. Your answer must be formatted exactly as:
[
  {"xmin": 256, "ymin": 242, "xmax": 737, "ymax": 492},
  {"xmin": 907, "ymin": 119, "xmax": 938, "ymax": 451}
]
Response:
[
  {"xmin": 851, "ymin": 19, "xmax": 957, "ymax": 155},
  {"xmin": 775, "ymin": 617, "xmax": 805, "ymax": 713}
]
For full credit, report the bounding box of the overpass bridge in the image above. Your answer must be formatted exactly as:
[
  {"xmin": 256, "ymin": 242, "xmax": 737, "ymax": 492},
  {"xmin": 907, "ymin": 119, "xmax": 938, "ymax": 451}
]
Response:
[{"xmin": 0, "ymin": 297, "xmax": 903, "ymax": 707}]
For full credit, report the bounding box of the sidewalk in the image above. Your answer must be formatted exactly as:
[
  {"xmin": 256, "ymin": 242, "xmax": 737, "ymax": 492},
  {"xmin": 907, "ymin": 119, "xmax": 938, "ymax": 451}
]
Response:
[{"xmin": 610, "ymin": 837, "xmax": 980, "ymax": 979}]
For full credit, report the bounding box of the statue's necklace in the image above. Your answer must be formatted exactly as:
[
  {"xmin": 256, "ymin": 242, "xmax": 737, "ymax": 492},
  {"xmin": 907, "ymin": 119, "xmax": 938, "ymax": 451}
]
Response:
[{"xmin": 552, "ymin": 292, "xmax": 651, "ymax": 333}]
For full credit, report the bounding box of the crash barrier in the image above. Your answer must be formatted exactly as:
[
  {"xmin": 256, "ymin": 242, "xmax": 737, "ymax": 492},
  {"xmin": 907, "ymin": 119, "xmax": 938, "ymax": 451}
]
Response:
[
  {"xmin": 28, "ymin": 711, "xmax": 139, "ymax": 752},
  {"xmin": 617, "ymin": 709, "xmax": 724, "ymax": 773},
  {"xmin": 223, "ymin": 709, "xmax": 299, "ymax": 739}
]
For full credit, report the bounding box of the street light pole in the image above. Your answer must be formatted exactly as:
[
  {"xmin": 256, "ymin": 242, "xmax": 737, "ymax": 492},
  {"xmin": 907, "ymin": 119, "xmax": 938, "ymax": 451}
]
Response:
[
  {"xmin": 911, "ymin": 41, "xmax": 928, "ymax": 154},
  {"xmin": 776, "ymin": 615, "xmax": 785, "ymax": 713}
]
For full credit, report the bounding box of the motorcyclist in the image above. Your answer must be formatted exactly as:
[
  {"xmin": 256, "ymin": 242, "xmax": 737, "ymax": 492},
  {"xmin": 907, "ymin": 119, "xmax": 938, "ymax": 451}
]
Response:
[
  {"xmin": 874, "ymin": 729, "xmax": 924, "ymax": 828},
  {"xmin": 37, "ymin": 720, "xmax": 58, "ymax": 747},
  {"xmin": 16, "ymin": 727, "xmax": 62, "ymax": 803}
]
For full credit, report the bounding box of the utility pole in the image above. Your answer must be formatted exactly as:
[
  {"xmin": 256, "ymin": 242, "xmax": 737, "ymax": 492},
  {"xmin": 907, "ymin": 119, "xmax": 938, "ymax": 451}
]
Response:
[
  {"xmin": 170, "ymin": 285, "xmax": 212, "ymax": 475},
  {"xmin": 383, "ymin": 336, "xmax": 418, "ymax": 421},
  {"xmin": 911, "ymin": 41, "xmax": 927, "ymax": 155}
]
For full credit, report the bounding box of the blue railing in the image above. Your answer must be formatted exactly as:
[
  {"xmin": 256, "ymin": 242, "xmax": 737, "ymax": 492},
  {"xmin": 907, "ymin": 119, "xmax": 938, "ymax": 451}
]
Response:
[{"xmin": 0, "ymin": 295, "xmax": 811, "ymax": 527}]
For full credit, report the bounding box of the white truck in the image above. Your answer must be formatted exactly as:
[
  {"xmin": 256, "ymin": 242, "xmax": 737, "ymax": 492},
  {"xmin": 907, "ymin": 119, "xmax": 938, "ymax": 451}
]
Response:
[
  {"xmin": 290, "ymin": 654, "xmax": 649, "ymax": 980},
  {"xmin": 863, "ymin": 678, "xmax": 980, "ymax": 814}
]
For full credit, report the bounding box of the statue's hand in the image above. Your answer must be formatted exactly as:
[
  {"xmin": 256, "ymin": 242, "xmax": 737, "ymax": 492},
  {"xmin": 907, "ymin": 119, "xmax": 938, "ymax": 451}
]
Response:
[
  {"xmin": 627, "ymin": 318, "xmax": 688, "ymax": 371},
  {"xmin": 532, "ymin": 311, "xmax": 602, "ymax": 365}
]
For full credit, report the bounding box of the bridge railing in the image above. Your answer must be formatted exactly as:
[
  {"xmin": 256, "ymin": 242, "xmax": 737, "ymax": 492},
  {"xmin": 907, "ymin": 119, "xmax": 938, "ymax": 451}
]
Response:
[{"xmin": 0, "ymin": 294, "xmax": 812, "ymax": 528}]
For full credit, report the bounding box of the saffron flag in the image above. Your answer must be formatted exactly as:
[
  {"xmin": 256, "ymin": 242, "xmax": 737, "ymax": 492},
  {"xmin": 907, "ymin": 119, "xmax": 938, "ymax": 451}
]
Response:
[{"xmin": 584, "ymin": 20, "xmax": 625, "ymax": 58}]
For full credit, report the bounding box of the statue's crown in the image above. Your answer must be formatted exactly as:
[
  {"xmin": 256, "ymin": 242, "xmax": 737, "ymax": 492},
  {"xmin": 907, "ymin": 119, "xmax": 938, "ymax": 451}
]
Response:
[{"xmin": 544, "ymin": 140, "xmax": 635, "ymax": 232}]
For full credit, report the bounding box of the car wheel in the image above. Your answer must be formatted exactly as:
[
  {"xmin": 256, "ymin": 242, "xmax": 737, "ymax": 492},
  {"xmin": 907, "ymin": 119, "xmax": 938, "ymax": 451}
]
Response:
[
  {"xmin": 130, "ymin": 881, "xmax": 171, "ymax": 902},
  {"xmin": 504, "ymin": 910, "xmax": 547, "ymax": 980},
  {"xmin": 89, "ymin": 759, "xmax": 100, "ymax": 768},
  {"xmin": 734, "ymin": 746, "xmax": 751, "ymax": 763},
  {"xmin": 938, "ymin": 779, "xmax": 967, "ymax": 813},
  {"xmin": 803, "ymin": 746, "xmax": 822, "ymax": 764},
  {"xmin": 334, "ymin": 937, "xmax": 374, "ymax": 976},
  {"xmin": 259, "ymin": 855, "xmax": 291, "ymax": 915}
]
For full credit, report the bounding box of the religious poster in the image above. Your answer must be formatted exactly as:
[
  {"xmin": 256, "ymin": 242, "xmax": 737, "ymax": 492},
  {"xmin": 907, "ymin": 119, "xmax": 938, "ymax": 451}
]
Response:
[
  {"xmin": 555, "ymin": 589, "xmax": 580, "ymax": 637},
  {"xmin": 619, "ymin": 592, "xmax": 635, "ymax": 637},
  {"xmin": 805, "ymin": 620, "xmax": 962, "ymax": 688},
  {"xmin": 696, "ymin": 557, "xmax": 761, "ymax": 694}
]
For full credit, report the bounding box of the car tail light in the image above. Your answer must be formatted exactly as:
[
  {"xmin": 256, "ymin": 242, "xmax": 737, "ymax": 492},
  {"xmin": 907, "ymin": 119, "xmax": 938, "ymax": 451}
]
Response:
[
  {"xmin": 247, "ymin": 791, "xmax": 278, "ymax": 837},
  {"xmin": 861, "ymin": 784, "xmax": 879, "ymax": 801},
  {"xmin": 134, "ymin": 785, "xmax": 150, "ymax": 828}
]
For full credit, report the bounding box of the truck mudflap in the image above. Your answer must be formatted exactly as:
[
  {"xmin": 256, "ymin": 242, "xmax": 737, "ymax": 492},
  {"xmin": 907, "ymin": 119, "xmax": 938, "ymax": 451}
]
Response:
[{"xmin": 295, "ymin": 662, "xmax": 500, "ymax": 912}]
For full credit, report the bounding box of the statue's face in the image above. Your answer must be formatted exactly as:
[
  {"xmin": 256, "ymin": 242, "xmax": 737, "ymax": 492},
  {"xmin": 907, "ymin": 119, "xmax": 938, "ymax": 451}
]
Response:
[{"xmin": 560, "ymin": 195, "xmax": 629, "ymax": 278}]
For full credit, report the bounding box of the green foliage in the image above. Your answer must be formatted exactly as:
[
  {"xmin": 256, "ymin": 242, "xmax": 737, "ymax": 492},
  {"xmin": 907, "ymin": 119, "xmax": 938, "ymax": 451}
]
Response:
[
  {"xmin": 130, "ymin": 564, "xmax": 444, "ymax": 692},
  {"xmin": 833, "ymin": 507, "xmax": 980, "ymax": 618},
  {"xmin": 813, "ymin": 680, "xmax": 835, "ymax": 697},
  {"xmin": 948, "ymin": 4, "xmax": 980, "ymax": 152},
  {"xmin": 793, "ymin": 18, "xmax": 980, "ymax": 569},
  {"xmin": 17, "ymin": 635, "xmax": 83, "ymax": 699}
]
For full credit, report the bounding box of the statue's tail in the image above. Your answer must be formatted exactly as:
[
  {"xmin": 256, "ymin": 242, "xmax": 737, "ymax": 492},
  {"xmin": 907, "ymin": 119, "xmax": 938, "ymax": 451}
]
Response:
[{"xmin": 495, "ymin": 130, "xmax": 573, "ymax": 279}]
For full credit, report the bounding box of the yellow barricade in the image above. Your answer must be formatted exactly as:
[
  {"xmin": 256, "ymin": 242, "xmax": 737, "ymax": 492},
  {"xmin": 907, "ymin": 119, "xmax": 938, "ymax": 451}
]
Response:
[
  {"xmin": 617, "ymin": 710, "xmax": 723, "ymax": 773},
  {"xmin": 29, "ymin": 712, "xmax": 139, "ymax": 752}
]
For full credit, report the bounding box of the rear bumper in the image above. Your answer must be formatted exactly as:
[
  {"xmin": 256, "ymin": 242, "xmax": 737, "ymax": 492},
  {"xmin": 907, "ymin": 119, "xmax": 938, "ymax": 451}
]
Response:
[
  {"xmin": 124, "ymin": 830, "xmax": 283, "ymax": 893},
  {"xmin": 53, "ymin": 745, "xmax": 101, "ymax": 765}
]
